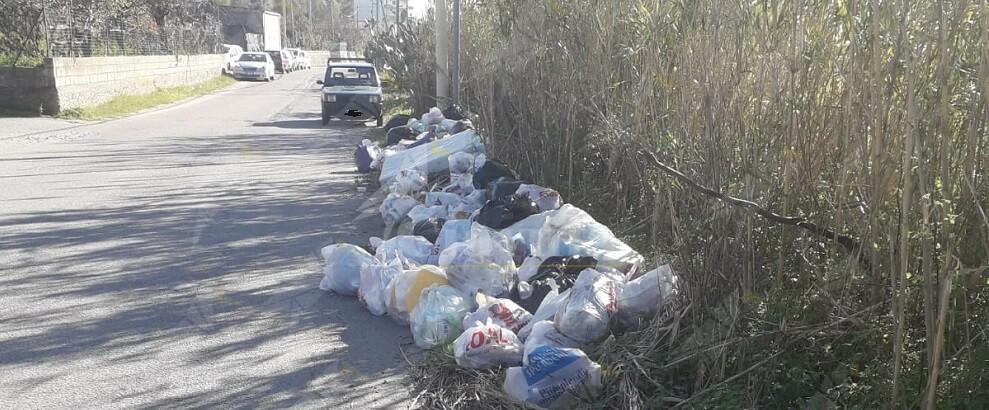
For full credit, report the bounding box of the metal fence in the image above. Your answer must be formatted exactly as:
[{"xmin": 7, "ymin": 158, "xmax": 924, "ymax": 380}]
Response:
[{"xmin": 1, "ymin": 0, "xmax": 222, "ymax": 65}]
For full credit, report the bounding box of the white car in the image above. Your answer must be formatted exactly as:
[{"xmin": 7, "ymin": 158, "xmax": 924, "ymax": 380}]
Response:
[
  {"xmin": 221, "ymin": 44, "xmax": 243, "ymax": 75},
  {"xmin": 286, "ymin": 48, "xmax": 312, "ymax": 70},
  {"xmin": 231, "ymin": 52, "xmax": 276, "ymax": 81}
]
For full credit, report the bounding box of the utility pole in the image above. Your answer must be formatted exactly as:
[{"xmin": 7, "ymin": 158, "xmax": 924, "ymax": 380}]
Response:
[
  {"xmin": 281, "ymin": 0, "xmax": 287, "ymax": 48},
  {"xmin": 450, "ymin": 0, "xmax": 460, "ymax": 106},
  {"xmin": 434, "ymin": 0, "xmax": 449, "ymax": 108},
  {"xmin": 395, "ymin": 0, "xmax": 400, "ymax": 25}
]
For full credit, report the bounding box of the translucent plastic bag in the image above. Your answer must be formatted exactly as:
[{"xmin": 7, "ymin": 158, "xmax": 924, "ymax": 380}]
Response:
[
  {"xmin": 425, "ymin": 191, "xmax": 463, "ymax": 208},
  {"xmin": 359, "ymin": 257, "xmax": 404, "ymax": 316},
  {"xmin": 379, "ymin": 193, "xmax": 418, "ymax": 226},
  {"xmin": 407, "ymin": 204, "xmax": 448, "ymax": 225},
  {"xmin": 434, "ymin": 219, "xmax": 471, "ymax": 255},
  {"xmin": 515, "ymin": 183, "xmax": 562, "ymax": 212},
  {"xmin": 448, "ymin": 152, "xmax": 475, "ymax": 174},
  {"xmin": 517, "ymin": 256, "xmax": 544, "ymax": 282},
  {"xmin": 386, "ymin": 265, "xmax": 448, "ymax": 324},
  {"xmin": 438, "ymin": 224, "xmax": 517, "ymax": 297},
  {"xmin": 319, "ymin": 244, "xmax": 378, "ymax": 296},
  {"xmin": 462, "ymin": 295, "xmax": 533, "ymax": 334},
  {"xmin": 446, "ymin": 173, "xmax": 475, "ymax": 194},
  {"xmin": 535, "ymin": 204, "xmax": 644, "ymax": 272},
  {"xmin": 516, "ymin": 287, "xmax": 569, "ymax": 341},
  {"xmin": 421, "ymin": 106, "xmax": 445, "ymax": 127},
  {"xmin": 389, "ymin": 168, "xmax": 427, "ymax": 195},
  {"xmin": 375, "ymin": 235, "xmax": 434, "ymax": 265},
  {"xmin": 500, "ymin": 213, "xmax": 548, "ymax": 255},
  {"xmin": 554, "ymin": 268, "xmax": 621, "ymax": 344},
  {"xmin": 617, "ymin": 264, "xmax": 678, "ymax": 327},
  {"xmin": 410, "ymin": 284, "xmax": 474, "ymax": 349},
  {"xmin": 503, "ymin": 346, "xmax": 602, "ymax": 410},
  {"xmin": 521, "ymin": 320, "xmax": 581, "ymax": 365},
  {"xmin": 454, "ymin": 319, "xmax": 523, "ymax": 369}
]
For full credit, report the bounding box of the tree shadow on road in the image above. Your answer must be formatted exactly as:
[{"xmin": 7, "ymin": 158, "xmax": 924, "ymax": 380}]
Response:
[{"xmin": 0, "ymin": 126, "xmax": 413, "ymax": 408}]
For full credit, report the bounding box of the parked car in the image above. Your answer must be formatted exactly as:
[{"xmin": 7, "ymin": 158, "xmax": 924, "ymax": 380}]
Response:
[
  {"xmin": 286, "ymin": 48, "xmax": 311, "ymax": 70},
  {"xmin": 265, "ymin": 50, "xmax": 293, "ymax": 74},
  {"xmin": 231, "ymin": 52, "xmax": 276, "ymax": 81},
  {"xmin": 316, "ymin": 58, "xmax": 383, "ymax": 126},
  {"xmin": 221, "ymin": 44, "xmax": 243, "ymax": 75}
]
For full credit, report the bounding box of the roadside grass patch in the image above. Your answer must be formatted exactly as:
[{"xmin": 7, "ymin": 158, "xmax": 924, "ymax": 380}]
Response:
[{"xmin": 59, "ymin": 76, "xmax": 235, "ymax": 120}]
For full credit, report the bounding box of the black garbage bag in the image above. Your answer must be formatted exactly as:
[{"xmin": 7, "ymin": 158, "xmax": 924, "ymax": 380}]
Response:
[
  {"xmin": 473, "ymin": 159, "xmax": 519, "ymax": 189},
  {"xmin": 384, "ymin": 114, "xmax": 411, "ymax": 131},
  {"xmin": 449, "ymin": 120, "xmax": 471, "ymax": 134},
  {"xmin": 476, "ymin": 195, "xmax": 539, "ymax": 230},
  {"xmin": 385, "ymin": 126, "xmax": 415, "ymax": 146},
  {"xmin": 487, "ymin": 178, "xmax": 525, "ymax": 201},
  {"xmin": 442, "ymin": 104, "xmax": 465, "ymax": 121},
  {"xmin": 513, "ymin": 256, "xmax": 599, "ymax": 313},
  {"xmin": 413, "ymin": 217, "xmax": 446, "ymax": 243}
]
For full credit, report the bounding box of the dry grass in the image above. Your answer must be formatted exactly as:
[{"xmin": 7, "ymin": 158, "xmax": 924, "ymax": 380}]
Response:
[{"xmin": 381, "ymin": 0, "xmax": 989, "ymax": 407}]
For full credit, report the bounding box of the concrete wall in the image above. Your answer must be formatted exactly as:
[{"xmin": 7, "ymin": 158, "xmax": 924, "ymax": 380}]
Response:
[
  {"xmin": 52, "ymin": 54, "xmax": 224, "ymax": 110},
  {"xmin": 0, "ymin": 61, "xmax": 58, "ymax": 115}
]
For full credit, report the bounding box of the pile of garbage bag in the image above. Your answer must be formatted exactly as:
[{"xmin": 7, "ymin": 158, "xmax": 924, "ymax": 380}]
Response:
[{"xmin": 325, "ymin": 106, "xmax": 679, "ymax": 408}]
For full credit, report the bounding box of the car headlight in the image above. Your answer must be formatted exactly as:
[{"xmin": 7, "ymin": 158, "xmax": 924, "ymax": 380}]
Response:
[{"xmin": 368, "ymin": 95, "xmax": 380, "ymax": 103}]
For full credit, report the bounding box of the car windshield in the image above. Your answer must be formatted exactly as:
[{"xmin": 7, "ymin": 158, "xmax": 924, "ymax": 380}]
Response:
[
  {"xmin": 239, "ymin": 54, "xmax": 266, "ymax": 62},
  {"xmin": 324, "ymin": 66, "xmax": 377, "ymax": 87}
]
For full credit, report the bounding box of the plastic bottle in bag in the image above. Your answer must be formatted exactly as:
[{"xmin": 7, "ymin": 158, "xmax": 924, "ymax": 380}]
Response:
[
  {"xmin": 385, "ymin": 265, "xmax": 448, "ymax": 324},
  {"xmin": 359, "ymin": 258, "xmax": 404, "ymax": 316},
  {"xmin": 454, "ymin": 319, "xmax": 523, "ymax": 369},
  {"xmin": 462, "ymin": 295, "xmax": 533, "ymax": 334},
  {"xmin": 503, "ymin": 346, "xmax": 602, "ymax": 410},
  {"xmin": 319, "ymin": 244, "xmax": 378, "ymax": 295},
  {"xmin": 410, "ymin": 284, "xmax": 474, "ymax": 349},
  {"xmin": 522, "ymin": 320, "xmax": 582, "ymax": 365},
  {"xmin": 553, "ymin": 268, "xmax": 621, "ymax": 344}
]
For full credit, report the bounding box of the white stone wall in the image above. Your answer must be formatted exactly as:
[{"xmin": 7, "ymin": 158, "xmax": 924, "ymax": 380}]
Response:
[{"xmin": 51, "ymin": 54, "xmax": 225, "ymax": 109}]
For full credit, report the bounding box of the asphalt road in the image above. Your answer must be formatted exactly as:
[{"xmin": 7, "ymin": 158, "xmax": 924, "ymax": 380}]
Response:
[{"xmin": 0, "ymin": 71, "xmax": 414, "ymax": 408}]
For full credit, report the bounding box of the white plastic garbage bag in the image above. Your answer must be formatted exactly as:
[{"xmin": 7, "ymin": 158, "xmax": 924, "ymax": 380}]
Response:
[
  {"xmin": 319, "ymin": 244, "xmax": 378, "ymax": 295},
  {"xmin": 425, "ymin": 192, "xmax": 463, "ymax": 208},
  {"xmin": 503, "ymin": 346, "xmax": 603, "ymax": 410},
  {"xmin": 359, "ymin": 257, "xmax": 404, "ymax": 316},
  {"xmin": 438, "ymin": 224, "xmax": 517, "ymax": 297},
  {"xmin": 446, "ymin": 173, "xmax": 475, "ymax": 194},
  {"xmin": 421, "ymin": 106, "xmax": 445, "ymax": 127},
  {"xmin": 448, "ymin": 152, "xmax": 475, "ymax": 174},
  {"xmin": 522, "ymin": 320, "xmax": 582, "ymax": 365},
  {"xmin": 454, "ymin": 319, "xmax": 523, "ymax": 369},
  {"xmin": 379, "ymin": 129, "xmax": 483, "ymax": 187},
  {"xmin": 407, "ymin": 204, "xmax": 448, "ymax": 225},
  {"xmin": 380, "ymin": 193, "xmax": 418, "ymax": 226},
  {"xmin": 617, "ymin": 264, "xmax": 678, "ymax": 326},
  {"xmin": 535, "ymin": 204, "xmax": 644, "ymax": 272},
  {"xmin": 554, "ymin": 268, "xmax": 621, "ymax": 344},
  {"xmin": 501, "ymin": 213, "xmax": 549, "ymax": 258},
  {"xmin": 434, "ymin": 219, "xmax": 471, "ymax": 255},
  {"xmin": 410, "ymin": 284, "xmax": 474, "ymax": 349},
  {"xmin": 517, "ymin": 287, "xmax": 569, "ymax": 341},
  {"xmin": 516, "ymin": 184, "xmax": 562, "ymax": 212},
  {"xmin": 462, "ymin": 296, "xmax": 533, "ymax": 334},
  {"xmin": 375, "ymin": 235, "xmax": 434, "ymax": 265},
  {"xmin": 386, "ymin": 265, "xmax": 448, "ymax": 324},
  {"xmin": 474, "ymin": 153, "xmax": 487, "ymax": 171},
  {"xmin": 389, "ymin": 168, "xmax": 427, "ymax": 195}
]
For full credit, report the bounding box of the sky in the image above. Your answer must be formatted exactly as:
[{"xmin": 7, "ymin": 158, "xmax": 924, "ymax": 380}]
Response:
[{"xmin": 355, "ymin": 0, "xmax": 430, "ymax": 20}]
